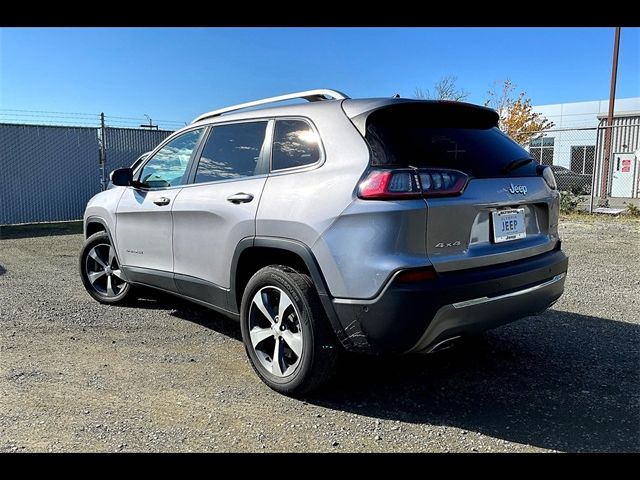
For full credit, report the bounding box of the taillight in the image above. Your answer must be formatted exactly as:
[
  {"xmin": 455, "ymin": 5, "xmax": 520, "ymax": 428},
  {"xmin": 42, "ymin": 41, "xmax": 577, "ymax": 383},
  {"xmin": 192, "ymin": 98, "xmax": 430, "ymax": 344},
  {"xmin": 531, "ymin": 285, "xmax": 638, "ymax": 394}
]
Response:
[
  {"xmin": 542, "ymin": 166, "xmax": 557, "ymax": 190},
  {"xmin": 418, "ymin": 169, "xmax": 468, "ymax": 197},
  {"xmin": 357, "ymin": 170, "xmax": 422, "ymax": 199},
  {"xmin": 358, "ymin": 168, "xmax": 468, "ymax": 200}
]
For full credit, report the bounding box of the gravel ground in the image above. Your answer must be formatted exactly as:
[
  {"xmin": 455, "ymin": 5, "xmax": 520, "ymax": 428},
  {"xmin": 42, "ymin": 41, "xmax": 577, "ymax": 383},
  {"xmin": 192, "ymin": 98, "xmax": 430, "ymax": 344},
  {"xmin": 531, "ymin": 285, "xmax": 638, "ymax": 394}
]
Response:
[{"xmin": 1, "ymin": 216, "xmax": 638, "ymax": 453}]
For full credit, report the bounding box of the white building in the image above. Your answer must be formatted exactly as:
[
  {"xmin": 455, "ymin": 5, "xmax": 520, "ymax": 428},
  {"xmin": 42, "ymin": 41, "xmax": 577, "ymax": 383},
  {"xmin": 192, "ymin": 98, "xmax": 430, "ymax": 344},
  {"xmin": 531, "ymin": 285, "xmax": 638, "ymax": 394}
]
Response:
[{"xmin": 531, "ymin": 97, "xmax": 640, "ymax": 198}]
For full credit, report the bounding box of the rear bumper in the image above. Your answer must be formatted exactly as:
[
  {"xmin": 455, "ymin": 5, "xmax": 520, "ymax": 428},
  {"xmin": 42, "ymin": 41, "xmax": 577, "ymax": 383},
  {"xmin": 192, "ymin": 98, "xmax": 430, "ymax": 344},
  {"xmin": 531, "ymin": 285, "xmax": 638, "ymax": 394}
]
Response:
[{"xmin": 332, "ymin": 248, "xmax": 568, "ymax": 354}]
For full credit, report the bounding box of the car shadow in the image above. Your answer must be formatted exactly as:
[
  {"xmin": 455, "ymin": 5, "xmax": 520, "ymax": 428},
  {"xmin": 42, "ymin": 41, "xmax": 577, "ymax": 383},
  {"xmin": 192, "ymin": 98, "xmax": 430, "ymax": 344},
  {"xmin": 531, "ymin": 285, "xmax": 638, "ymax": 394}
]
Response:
[
  {"xmin": 314, "ymin": 310, "xmax": 640, "ymax": 453},
  {"xmin": 126, "ymin": 287, "xmax": 242, "ymax": 341},
  {"xmin": 0, "ymin": 264, "xmax": 5, "ymax": 276},
  {"xmin": 123, "ymin": 290, "xmax": 640, "ymax": 452}
]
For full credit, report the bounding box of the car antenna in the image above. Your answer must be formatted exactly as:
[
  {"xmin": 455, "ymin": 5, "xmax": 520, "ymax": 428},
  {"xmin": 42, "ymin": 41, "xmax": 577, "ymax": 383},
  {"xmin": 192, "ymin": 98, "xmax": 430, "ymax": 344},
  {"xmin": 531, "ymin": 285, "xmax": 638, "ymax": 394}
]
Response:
[{"xmin": 392, "ymin": 93, "xmax": 400, "ymax": 98}]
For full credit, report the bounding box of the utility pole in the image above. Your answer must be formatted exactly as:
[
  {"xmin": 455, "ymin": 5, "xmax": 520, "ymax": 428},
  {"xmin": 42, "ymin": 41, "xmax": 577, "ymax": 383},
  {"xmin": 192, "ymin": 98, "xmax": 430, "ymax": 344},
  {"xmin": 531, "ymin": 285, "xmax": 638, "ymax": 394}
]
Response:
[
  {"xmin": 600, "ymin": 27, "xmax": 621, "ymax": 202},
  {"xmin": 140, "ymin": 114, "xmax": 158, "ymax": 131},
  {"xmin": 100, "ymin": 112, "xmax": 107, "ymax": 191}
]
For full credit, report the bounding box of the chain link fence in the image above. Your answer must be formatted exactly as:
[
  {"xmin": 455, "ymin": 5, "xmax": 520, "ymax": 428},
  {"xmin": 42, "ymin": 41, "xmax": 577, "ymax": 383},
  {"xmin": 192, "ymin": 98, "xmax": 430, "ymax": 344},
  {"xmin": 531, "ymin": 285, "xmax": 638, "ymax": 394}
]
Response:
[
  {"xmin": 2, "ymin": 110, "xmax": 638, "ymax": 224},
  {"xmin": 523, "ymin": 120, "xmax": 640, "ymax": 213},
  {"xmin": 0, "ymin": 124, "xmax": 100, "ymax": 225},
  {"xmin": 0, "ymin": 115, "xmax": 175, "ymax": 225}
]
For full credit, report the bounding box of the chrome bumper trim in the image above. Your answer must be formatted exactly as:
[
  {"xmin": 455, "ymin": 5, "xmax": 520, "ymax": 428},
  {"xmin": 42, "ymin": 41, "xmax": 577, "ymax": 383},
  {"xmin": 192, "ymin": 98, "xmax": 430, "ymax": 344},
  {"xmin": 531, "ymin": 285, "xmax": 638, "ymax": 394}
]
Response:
[{"xmin": 452, "ymin": 273, "xmax": 566, "ymax": 309}]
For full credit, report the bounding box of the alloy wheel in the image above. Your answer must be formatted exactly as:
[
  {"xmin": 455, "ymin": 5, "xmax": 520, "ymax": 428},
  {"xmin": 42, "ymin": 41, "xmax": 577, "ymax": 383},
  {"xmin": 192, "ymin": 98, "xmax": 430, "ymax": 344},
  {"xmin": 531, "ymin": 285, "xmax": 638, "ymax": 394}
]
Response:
[
  {"xmin": 248, "ymin": 286, "xmax": 304, "ymax": 377},
  {"xmin": 84, "ymin": 243, "xmax": 126, "ymax": 297}
]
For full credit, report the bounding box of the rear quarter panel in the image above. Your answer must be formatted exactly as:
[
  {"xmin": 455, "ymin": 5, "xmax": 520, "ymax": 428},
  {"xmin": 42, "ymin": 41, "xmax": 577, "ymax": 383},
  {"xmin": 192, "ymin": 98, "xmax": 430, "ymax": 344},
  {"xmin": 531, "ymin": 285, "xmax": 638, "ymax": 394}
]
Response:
[{"xmin": 256, "ymin": 103, "xmax": 370, "ymax": 247}]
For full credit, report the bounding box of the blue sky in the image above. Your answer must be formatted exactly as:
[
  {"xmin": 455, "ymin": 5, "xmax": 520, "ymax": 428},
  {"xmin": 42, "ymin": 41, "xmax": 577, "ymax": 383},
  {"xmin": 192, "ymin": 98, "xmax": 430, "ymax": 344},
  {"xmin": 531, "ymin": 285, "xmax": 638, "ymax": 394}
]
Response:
[{"xmin": 1, "ymin": 27, "xmax": 638, "ymax": 129}]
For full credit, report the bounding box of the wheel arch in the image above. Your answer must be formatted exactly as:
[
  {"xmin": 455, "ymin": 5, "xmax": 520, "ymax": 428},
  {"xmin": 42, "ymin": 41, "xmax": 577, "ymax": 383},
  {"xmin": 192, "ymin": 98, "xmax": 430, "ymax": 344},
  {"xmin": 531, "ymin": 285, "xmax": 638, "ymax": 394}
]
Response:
[
  {"xmin": 85, "ymin": 217, "xmax": 108, "ymax": 238},
  {"xmin": 83, "ymin": 216, "xmax": 128, "ymax": 282},
  {"xmin": 231, "ymin": 237, "xmax": 351, "ymax": 349}
]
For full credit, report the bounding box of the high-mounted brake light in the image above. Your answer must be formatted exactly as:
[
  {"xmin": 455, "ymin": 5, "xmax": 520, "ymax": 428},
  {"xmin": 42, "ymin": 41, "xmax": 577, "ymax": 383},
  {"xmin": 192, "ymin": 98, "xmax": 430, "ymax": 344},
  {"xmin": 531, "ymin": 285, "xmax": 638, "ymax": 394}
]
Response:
[{"xmin": 358, "ymin": 168, "xmax": 468, "ymax": 200}]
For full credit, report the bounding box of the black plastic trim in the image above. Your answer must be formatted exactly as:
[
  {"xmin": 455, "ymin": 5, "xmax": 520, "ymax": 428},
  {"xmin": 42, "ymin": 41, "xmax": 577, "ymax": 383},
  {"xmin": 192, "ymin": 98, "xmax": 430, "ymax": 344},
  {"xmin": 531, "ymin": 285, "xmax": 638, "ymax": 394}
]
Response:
[
  {"xmin": 84, "ymin": 216, "xmax": 108, "ymax": 239},
  {"xmin": 84, "ymin": 216, "xmax": 130, "ymax": 283},
  {"xmin": 229, "ymin": 236, "xmax": 350, "ymax": 348},
  {"xmin": 333, "ymin": 249, "xmax": 569, "ymax": 353},
  {"xmin": 120, "ymin": 266, "xmax": 239, "ymax": 320},
  {"xmin": 121, "ymin": 265, "xmax": 177, "ymax": 292},
  {"xmin": 174, "ymin": 272, "xmax": 229, "ymax": 312}
]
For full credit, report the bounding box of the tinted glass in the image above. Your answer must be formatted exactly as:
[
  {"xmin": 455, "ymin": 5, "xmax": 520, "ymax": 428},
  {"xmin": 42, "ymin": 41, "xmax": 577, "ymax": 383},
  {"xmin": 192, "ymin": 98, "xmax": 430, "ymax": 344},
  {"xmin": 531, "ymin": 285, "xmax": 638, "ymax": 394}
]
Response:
[
  {"xmin": 571, "ymin": 146, "xmax": 595, "ymax": 174},
  {"xmin": 541, "ymin": 148, "xmax": 554, "ymax": 166},
  {"xmin": 584, "ymin": 146, "xmax": 595, "ymax": 175},
  {"xmin": 272, "ymin": 119, "xmax": 320, "ymax": 171},
  {"xmin": 530, "ymin": 148, "xmax": 542, "ymax": 163},
  {"xmin": 194, "ymin": 122, "xmax": 267, "ymax": 183},
  {"xmin": 365, "ymin": 104, "xmax": 537, "ymax": 178},
  {"xmin": 139, "ymin": 129, "xmax": 203, "ymax": 188}
]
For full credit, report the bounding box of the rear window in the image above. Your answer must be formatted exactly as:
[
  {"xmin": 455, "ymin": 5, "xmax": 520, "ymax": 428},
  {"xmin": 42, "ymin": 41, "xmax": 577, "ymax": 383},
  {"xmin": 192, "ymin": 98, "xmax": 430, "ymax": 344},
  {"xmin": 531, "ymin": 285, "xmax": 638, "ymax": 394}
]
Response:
[{"xmin": 364, "ymin": 103, "xmax": 537, "ymax": 178}]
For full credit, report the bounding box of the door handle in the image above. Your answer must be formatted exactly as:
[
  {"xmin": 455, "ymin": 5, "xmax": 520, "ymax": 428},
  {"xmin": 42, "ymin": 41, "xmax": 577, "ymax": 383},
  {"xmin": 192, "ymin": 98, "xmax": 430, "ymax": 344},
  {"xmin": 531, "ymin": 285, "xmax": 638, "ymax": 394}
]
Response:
[
  {"xmin": 227, "ymin": 192, "xmax": 254, "ymax": 204},
  {"xmin": 153, "ymin": 197, "xmax": 171, "ymax": 206}
]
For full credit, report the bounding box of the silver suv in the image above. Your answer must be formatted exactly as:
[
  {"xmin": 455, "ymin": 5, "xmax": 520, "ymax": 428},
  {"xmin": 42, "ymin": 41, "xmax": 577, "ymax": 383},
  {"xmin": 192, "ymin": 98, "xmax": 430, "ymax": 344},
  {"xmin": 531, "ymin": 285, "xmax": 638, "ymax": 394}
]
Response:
[{"xmin": 80, "ymin": 89, "xmax": 568, "ymax": 395}]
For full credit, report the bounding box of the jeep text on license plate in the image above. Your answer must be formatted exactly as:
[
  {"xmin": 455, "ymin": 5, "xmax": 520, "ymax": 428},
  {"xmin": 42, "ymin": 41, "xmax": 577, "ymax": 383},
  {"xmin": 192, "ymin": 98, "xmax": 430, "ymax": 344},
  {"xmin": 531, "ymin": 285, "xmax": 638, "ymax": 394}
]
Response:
[{"xmin": 492, "ymin": 208, "xmax": 526, "ymax": 243}]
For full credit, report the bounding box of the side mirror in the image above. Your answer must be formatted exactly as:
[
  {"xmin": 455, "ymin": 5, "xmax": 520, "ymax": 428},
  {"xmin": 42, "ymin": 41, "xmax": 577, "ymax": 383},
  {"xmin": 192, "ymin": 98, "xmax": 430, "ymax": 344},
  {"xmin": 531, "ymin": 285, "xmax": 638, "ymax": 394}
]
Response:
[{"xmin": 110, "ymin": 168, "xmax": 133, "ymax": 187}]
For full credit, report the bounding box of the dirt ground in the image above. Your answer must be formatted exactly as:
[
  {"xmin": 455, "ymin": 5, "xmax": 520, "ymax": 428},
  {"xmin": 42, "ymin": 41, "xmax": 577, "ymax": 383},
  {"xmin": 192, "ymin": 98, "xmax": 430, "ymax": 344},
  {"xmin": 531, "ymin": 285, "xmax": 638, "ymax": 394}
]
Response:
[{"xmin": 1, "ymin": 215, "xmax": 638, "ymax": 452}]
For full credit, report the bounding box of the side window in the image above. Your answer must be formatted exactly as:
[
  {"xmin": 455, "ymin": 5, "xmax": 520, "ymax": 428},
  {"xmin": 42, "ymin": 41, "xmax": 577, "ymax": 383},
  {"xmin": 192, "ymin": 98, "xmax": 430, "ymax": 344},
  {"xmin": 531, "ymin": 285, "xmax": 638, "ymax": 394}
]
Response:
[
  {"xmin": 272, "ymin": 119, "xmax": 321, "ymax": 171},
  {"xmin": 194, "ymin": 121, "xmax": 268, "ymax": 184},
  {"xmin": 139, "ymin": 129, "xmax": 203, "ymax": 188}
]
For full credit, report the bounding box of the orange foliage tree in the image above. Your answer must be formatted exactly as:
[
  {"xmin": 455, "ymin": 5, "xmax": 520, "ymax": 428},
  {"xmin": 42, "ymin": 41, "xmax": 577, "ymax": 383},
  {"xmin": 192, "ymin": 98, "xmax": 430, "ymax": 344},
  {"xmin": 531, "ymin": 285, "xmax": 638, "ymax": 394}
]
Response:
[{"xmin": 484, "ymin": 79, "xmax": 554, "ymax": 145}]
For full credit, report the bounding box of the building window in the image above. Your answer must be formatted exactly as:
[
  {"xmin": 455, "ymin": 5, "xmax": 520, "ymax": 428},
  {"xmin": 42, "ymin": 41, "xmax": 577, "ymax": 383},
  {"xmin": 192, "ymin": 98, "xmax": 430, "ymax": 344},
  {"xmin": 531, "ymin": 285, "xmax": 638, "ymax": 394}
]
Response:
[
  {"xmin": 529, "ymin": 137, "xmax": 555, "ymax": 166},
  {"xmin": 570, "ymin": 145, "xmax": 595, "ymax": 174}
]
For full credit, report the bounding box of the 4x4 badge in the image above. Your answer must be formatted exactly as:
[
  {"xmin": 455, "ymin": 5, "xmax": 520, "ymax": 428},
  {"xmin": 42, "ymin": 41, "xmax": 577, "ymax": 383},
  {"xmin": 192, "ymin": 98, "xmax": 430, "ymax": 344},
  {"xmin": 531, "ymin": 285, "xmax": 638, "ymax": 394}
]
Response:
[{"xmin": 435, "ymin": 241, "xmax": 461, "ymax": 248}]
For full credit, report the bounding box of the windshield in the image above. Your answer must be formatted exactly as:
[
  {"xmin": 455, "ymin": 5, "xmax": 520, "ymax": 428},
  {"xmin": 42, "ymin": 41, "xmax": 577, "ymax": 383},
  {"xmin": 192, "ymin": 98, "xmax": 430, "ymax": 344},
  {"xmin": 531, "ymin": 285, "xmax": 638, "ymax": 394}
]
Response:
[{"xmin": 365, "ymin": 104, "xmax": 538, "ymax": 178}]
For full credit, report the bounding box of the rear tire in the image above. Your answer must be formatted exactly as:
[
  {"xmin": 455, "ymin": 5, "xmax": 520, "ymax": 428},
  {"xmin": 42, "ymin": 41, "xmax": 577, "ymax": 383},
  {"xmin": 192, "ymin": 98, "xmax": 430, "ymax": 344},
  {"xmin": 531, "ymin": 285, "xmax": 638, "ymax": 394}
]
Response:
[
  {"xmin": 79, "ymin": 231, "xmax": 132, "ymax": 304},
  {"xmin": 240, "ymin": 265, "xmax": 339, "ymax": 396}
]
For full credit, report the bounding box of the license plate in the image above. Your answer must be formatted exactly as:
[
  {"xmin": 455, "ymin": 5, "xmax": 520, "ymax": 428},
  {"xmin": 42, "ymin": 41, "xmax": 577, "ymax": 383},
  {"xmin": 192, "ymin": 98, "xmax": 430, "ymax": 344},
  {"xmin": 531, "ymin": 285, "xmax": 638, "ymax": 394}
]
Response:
[{"xmin": 492, "ymin": 208, "xmax": 526, "ymax": 243}]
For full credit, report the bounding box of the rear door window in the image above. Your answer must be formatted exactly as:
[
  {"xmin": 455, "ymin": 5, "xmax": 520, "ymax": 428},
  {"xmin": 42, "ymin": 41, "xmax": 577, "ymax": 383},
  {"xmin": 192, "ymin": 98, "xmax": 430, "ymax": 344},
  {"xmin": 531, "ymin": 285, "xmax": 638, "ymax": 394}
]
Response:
[
  {"xmin": 365, "ymin": 103, "xmax": 537, "ymax": 178},
  {"xmin": 193, "ymin": 121, "xmax": 268, "ymax": 183}
]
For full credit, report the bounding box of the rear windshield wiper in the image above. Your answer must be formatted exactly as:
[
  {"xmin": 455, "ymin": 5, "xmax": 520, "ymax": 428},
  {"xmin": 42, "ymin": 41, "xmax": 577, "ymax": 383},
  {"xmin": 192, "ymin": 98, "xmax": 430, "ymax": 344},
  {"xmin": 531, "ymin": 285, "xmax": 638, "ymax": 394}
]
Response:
[{"xmin": 502, "ymin": 157, "xmax": 534, "ymax": 174}]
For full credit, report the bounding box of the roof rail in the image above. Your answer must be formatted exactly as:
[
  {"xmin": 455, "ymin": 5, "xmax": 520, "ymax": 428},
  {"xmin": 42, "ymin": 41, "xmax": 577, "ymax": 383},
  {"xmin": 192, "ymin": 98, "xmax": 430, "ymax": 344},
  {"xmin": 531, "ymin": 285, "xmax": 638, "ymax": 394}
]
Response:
[{"xmin": 191, "ymin": 89, "xmax": 350, "ymax": 123}]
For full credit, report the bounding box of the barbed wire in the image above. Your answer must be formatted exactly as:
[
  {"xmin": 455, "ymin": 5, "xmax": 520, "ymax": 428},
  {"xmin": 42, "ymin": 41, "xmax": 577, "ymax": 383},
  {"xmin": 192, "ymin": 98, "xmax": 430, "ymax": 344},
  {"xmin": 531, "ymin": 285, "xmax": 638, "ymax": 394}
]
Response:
[{"xmin": 0, "ymin": 108, "xmax": 186, "ymax": 129}]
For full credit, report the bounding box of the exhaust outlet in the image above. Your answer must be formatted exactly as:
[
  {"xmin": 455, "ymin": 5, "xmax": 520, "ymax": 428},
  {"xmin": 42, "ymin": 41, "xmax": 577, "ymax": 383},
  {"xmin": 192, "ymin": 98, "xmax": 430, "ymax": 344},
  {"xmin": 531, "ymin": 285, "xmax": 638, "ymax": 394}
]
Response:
[{"xmin": 426, "ymin": 335, "xmax": 463, "ymax": 353}]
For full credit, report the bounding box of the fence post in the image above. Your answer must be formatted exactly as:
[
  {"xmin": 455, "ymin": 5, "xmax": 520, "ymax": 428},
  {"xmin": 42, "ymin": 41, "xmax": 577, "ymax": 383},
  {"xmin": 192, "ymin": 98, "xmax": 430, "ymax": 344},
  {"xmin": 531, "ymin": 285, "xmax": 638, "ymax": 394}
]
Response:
[{"xmin": 100, "ymin": 112, "xmax": 107, "ymax": 191}]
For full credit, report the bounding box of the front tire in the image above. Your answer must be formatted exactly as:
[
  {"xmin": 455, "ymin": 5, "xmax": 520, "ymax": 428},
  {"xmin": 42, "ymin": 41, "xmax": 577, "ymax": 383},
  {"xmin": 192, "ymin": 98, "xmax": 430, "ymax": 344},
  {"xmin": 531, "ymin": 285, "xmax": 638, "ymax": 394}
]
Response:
[
  {"xmin": 240, "ymin": 265, "xmax": 339, "ymax": 396},
  {"xmin": 79, "ymin": 231, "xmax": 132, "ymax": 304}
]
